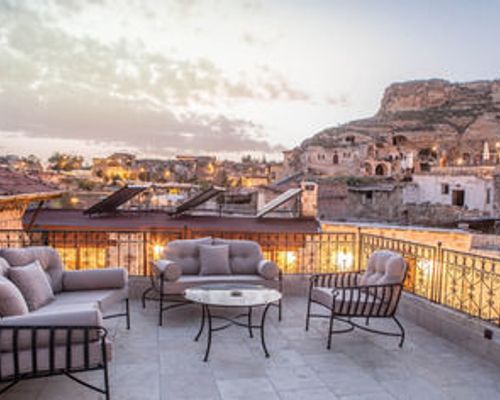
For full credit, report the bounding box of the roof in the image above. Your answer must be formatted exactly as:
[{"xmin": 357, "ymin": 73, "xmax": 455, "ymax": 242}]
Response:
[
  {"xmin": 84, "ymin": 185, "xmax": 148, "ymax": 216},
  {"xmin": 348, "ymin": 184, "xmax": 396, "ymax": 192},
  {"xmin": 23, "ymin": 209, "xmax": 320, "ymax": 233},
  {"xmin": 0, "ymin": 168, "xmax": 63, "ymax": 203}
]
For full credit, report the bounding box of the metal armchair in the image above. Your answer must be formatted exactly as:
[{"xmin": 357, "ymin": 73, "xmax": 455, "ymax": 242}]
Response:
[{"xmin": 305, "ymin": 251, "xmax": 407, "ymax": 349}]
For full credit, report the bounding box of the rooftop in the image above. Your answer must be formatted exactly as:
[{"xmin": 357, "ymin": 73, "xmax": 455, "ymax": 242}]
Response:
[
  {"xmin": 4, "ymin": 295, "xmax": 499, "ymax": 400},
  {"xmin": 23, "ymin": 209, "xmax": 320, "ymax": 233},
  {"xmin": 0, "ymin": 167, "xmax": 61, "ymax": 201}
]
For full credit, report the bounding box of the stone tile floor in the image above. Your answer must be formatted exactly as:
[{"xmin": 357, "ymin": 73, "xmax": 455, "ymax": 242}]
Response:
[{"xmin": 3, "ymin": 296, "xmax": 500, "ymax": 400}]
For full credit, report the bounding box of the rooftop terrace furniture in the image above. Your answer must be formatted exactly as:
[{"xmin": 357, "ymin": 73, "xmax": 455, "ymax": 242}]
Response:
[
  {"xmin": 0, "ymin": 246, "xmax": 130, "ymax": 398},
  {"xmin": 142, "ymin": 238, "xmax": 282, "ymax": 325},
  {"xmin": 305, "ymin": 250, "xmax": 407, "ymax": 349}
]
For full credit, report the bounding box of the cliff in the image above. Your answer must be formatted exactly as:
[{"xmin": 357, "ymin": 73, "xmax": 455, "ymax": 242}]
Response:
[{"xmin": 300, "ymin": 79, "xmax": 500, "ymax": 152}]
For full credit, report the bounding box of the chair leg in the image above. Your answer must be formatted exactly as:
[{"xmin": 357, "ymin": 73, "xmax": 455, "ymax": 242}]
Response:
[
  {"xmin": 365, "ymin": 317, "xmax": 370, "ymax": 326},
  {"xmin": 103, "ymin": 359, "xmax": 111, "ymax": 400},
  {"xmin": 393, "ymin": 316, "xmax": 405, "ymax": 348},
  {"xmin": 158, "ymin": 281, "xmax": 164, "ymax": 327},
  {"xmin": 327, "ymin": 310, "xmax": 335, "ymax": 350},
  {"xmin": 125, "ymin": 298, "xmax": 131, "ymax": 330},
  {"xmin": 278, "ymin": 298, "xmax": 282, "ymax": 321},
  {"xmin": 141, "ymin": 286, "xmax": 152, "ymax": 309},
  {"xmin": 305, "ymin": 295, "xmax": 312, "ymax": 331}
]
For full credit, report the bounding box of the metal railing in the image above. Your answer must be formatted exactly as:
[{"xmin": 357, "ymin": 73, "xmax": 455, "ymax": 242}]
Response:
[{"xmin": 0, "ymin": 228, "xmax": 498, "ymax": 326}]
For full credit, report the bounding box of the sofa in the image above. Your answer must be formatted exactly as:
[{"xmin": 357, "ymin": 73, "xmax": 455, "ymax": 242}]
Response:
[
  {"xmin": 142, "ymin": 237, "xmax": 282, "ymax": 325},
  {"xmin": 0, "ymin": 246, "xmax": 129, "ymax": 399}
]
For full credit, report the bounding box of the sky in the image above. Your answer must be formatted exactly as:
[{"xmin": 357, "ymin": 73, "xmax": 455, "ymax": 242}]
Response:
[{"xmin": 1, "ymin": 0, "xmax": 500, "ymax": 162}]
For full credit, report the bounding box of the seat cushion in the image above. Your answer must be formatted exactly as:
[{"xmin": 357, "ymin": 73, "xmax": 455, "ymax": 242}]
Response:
[
  {"xmin": 212, "ymin": 239, "xmax": 263, "ymax": 275},
  {"xmin": 42, "ymin": 287, "xmax": 128, "ymax": 313},
  {"xmin": 164, "ymin": 274, "xmax": 279, "ymax": 295},
  {"xmin": 0, "ymin": 339, "xmax": 111, "ymax": 379},
  {"xmin": 311, "ymin": 287, "xmax": 378, "ymax": 316},
  {"xmin": 199, "ymin": 245, "xmax": 231, "ymax": 275},
  {"xmin": 8, "ymin": 260, "xmax": 55, "ymax": 311},
  {"xmin": 163, "ymin": 237, "xmax": 212, "ymax": 275},
  {"xmin": 0, "ymin": 276, "xmax": 29, "ymax": 317},
  {"xmin": 0, "ymin": 247, "xmax": 64, "ymax": 293}
]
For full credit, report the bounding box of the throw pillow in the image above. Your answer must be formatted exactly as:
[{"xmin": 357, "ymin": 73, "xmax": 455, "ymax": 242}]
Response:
[
  {"xmin": 8, "ymin": 260, "xmax": 55, "ymax": 311},
  {"xmin": 0, "ymin": 276, "xmax": 29, "ymax": 317},
  {"xmin": 199, "ymin": 245, "xmax": 231, "ymax": 275}
]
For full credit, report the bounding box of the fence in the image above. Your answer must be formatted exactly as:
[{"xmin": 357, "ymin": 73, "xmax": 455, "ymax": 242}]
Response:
[{"xmin": 0, "ymin": 228, "xmax": 498, "ymax": 326}]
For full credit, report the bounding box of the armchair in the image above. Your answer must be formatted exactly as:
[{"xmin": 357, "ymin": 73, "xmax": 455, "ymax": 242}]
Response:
[{"xmin": 305, "ymin": 250, "xmax": 407, "ymax": 349}]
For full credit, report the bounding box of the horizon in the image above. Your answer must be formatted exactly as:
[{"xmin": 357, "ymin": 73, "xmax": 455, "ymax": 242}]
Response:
[{"xmin": 1, "ymin": 0, "xmax": 500, "ymax": 161}]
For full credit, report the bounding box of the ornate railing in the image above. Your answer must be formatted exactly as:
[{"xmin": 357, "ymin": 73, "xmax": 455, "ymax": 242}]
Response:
[{"xmin": 0, "ymin": 229, "xmax": 498, "ymax": 326}]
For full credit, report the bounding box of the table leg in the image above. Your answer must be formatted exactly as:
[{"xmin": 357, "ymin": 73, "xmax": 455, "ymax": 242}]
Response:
[
  {"xmin": 203, "ymin": 305, "xmax": 212, "ymax": 362},
  {"xmin": 194, "ymin": 304, "xmax": 206, "ymax": 342},
  {"xmin": 260, "ymin": 303, "xmax": 272, "ymax": 358},
  {"xmin": 248, "ymin": 307, "xmax": 253, "ymax": 338}
]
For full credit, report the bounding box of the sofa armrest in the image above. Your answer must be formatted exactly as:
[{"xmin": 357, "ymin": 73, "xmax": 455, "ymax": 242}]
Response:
[
  {"xmin": 63, "ymin": 268, "xmax": 128, "ymax": 291},
  {"xmin": 0, "ymin": 307, "xmax": 104, "ymax": 351},
  {"xmin": 257, "ymin": 259, "xmax": 280, "ymax": 280},
  {"xmin": 152, "ymin": 259, "xmax": 182, "ymax": 282}
]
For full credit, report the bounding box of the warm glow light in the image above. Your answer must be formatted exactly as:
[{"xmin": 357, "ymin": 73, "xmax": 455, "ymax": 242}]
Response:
[
  {"xmin": 336, "ymin": 251, "xmax": 354, "ymax": 270},
  {"xmin": 417, "ymin": 259, "xmax": 433, "ymax": 276},
  {"xmin": 153, "ymin": 244, "xmax": 164, "ymax": 259},
  {"xmin": 69, "ymin": 196, "xmax": 79, "ymax": 205}
]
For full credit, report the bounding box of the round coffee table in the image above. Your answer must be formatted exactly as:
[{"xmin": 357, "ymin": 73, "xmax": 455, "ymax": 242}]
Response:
[{"xmin": 184, "ymin": 283, "xmax": 282, "ymax": 362}]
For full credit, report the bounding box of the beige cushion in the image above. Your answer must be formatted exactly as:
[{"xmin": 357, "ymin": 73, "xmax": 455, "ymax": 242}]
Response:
[
  {"xmin": 0, "ymin": 339, "xmax": 111, "ymax": 379},
  {"xmin": 213, "ymin": 239, "xmax": 263, "ymax": 274},
  {"xmin": 199, "ymin": 245, "xmax": 231, "ymax": 275},
  {"xmin": 8, "ymin": 260, "xmax": 55, "ymax": 311},
  {"xmin": 63, "ymin": 268, "xmax": 127, "ymax": 291},
  {"xmin": 257, "ymin": 260, "xmax": 280, "ymax": 280},
  {"xmin": 0, "ymin": 276, "xmax": 29, "ymax": 317},
  {"xmin": 0, "ymin": 247, "xmax": 64, "ymax": 292},
  {"xmin": 163, "ymin": 237, "xmax": 212, "ymax": 275},
  {"xmin": 360, "ymin": 250, "xmax": 406, "ymax": 286}
]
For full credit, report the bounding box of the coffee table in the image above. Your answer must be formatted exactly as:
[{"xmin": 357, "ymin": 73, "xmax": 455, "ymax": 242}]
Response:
[{"xmin": 184, "ymin": 283, "xmax": 282, "ymax": 362}]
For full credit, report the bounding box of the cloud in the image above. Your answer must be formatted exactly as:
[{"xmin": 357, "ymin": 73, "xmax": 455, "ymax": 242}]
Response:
[{"xmin": 0, "ymin": 1, "xmax": 296, "ymax": 155}]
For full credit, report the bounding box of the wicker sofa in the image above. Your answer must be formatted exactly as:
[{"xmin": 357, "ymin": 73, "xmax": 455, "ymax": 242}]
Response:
[
  {"xmin": 142, "ymin": 237, "xmax": 283, "ymax": 325},
  {"xmin": 0, "ymin": 246, "xmax": 130, "ymax": 399}
]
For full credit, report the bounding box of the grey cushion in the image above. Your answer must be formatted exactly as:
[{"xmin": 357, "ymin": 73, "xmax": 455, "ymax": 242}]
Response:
[
  {"xmin": 213, "ymin": 239, "xmax": 263, "ymax": 274},
  {"xmin": 360, "ymin": 250, "xmax": 406, "ymax": 286},
  {"xmin": 153, "ymin": 260, "xmax": 182, "ymax": 281},
  {"xmin": 164, "ymin": 274, "xmax": 279, "ymax": 295},
  {"xmin": 0, "ymin": 247, "xmax": 64, "ymax": 292},
  {"xmin": 42, "ymin": 287, "xmax": 128, "ymax": 313},
  {"xmin": 0, "ymin": 257, "xmax": 10, "ymax": 277},
  {"xmin": 0, "ymin": 306, "xmax": 103, "ymax": 352},
  {"xmin": 0, "ymin": 339, "xmax": 111, "ymax": 379},
  {"xmin": 163, "ymin": 237, "xmax": 212, "ymax": 275},
  {"xmin": 0, "ymin": 276, "xmax": 29, "ymax": 317},
  {"xmin": 311, "ymin": 287, "xmax": 379, "ymax": 316},
  {"xmin": 257, "ymin": 260, "xmax": 280, "ymax": 280},
  {"xmin": 8, "ymin": 260, "xmax": 55, "ymax": 311},
  {"xmin": 63, "ymin": 268, "xmax": 128, "ymax": 291},
  {"xmin": 199, "ymin": 245, "xmax": 231, "ymax": 275}
]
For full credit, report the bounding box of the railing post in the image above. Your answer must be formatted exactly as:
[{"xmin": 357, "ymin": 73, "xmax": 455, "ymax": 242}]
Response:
[
  {"xmin": 432, "ymin": 241, "xmax": 443, "ymax": 304},
  {"xmin": 356, "ymin": 227, "xmax": 362, "ymax": 271},
  {"xmin": 143, "ymin": 231, "xmax": 149, "ymax": 277}
]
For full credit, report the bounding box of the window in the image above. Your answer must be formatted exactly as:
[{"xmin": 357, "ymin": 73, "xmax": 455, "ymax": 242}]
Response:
[
  {"xmin": 486, "ymin": 188, "xmax": 491, "ymax": 204},
  {"xmin": 452, "ymin": 190, "xmax": 465, "ymax": 207},
  {"xmin": 441, "ymin": 184, "xmax": 449, "ymax": 195},
  {"xmin": 333, "ymin": 154, "xmax": 339, "ymax": 164}
]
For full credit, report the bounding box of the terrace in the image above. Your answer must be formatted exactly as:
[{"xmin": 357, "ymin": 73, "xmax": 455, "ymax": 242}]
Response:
[{"xmin": 0, "ymin": 224, "xmax": 499, "ymax": 399}]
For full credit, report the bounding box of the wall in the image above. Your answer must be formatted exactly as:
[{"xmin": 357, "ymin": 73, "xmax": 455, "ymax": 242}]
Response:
[
  {"xmin": 0, "ymin": 203, "xmax": 27, "ymax": 230},
  {"xmin": 321, "ymin": 221, "xmax": 472, "ymax": 251}
]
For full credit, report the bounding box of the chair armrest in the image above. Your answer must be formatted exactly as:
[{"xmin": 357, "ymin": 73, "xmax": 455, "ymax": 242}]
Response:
[
  {"xmin": 152, "ymin": 259, "xmax": 182, "ymax": 282},
  {"xmin": 257, "ymin": 259, "xmax": 280, "ymax": 280},
  {"xmin": 63, "ymin": 268, "xmax": 128, "ymax": 291},
  {"xmin": 0, "ymin": 308, "xmax": 104, "ymax": 351},
  {"xmin": 310, "ymin": 272, "xmax": 361, "ymax": 288}
]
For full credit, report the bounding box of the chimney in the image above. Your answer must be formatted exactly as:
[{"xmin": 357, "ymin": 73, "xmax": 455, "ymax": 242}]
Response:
[{"xmin": 300, "ymin": 181, "xmax": 318, "ymax": 218}]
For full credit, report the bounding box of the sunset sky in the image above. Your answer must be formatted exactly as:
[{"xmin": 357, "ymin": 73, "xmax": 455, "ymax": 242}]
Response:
[{"xmin": 1, "ymin": 0, "xmax": 499, "ymax": 161}]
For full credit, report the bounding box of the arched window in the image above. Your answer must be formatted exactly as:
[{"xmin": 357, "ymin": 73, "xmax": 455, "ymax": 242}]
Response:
[
  {"xmin": 333, "ymin": 153, "xmax": 339, "ymax": 164},
  {"xmin": 375, "ymin": 164, "xmax": 386, "ymax": 176}
]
